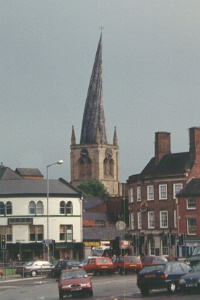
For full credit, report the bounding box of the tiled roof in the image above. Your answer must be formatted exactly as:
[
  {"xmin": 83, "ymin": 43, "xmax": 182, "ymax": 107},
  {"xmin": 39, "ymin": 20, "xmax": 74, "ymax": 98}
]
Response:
[
  {"xmin": 177, "ymin": 178, "xmax": 200, "ymax": 197},
  {"xmin": 0, "ymin": 178, "xmax": 81, "ymax": 197},
  {"xmin": 83, "ymin": 212, "xmax": 109, "ymax": 220},
  {"xmin": 83, "ymin": 226, "xmax": 124, "ymax": 240},
  {"xmin": 0, "ymin": 167, "xmax": 23, "ymax": 180},
  {"xmin": 141, "ymin": 152, "xmax": 191, "ymax": 176},
  {"xmin": 15, "ymin": 168, "xmax": 43, "ymax": 177},
  {"xmin": 83, "ymin": 198, "xmax": 105, "ymax": 210}
]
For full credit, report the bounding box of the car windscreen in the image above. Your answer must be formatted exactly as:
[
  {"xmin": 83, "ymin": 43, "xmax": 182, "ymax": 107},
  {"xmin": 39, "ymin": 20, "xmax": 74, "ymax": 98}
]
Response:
[
  {"xmin": 61, "ymin": 270, "xmax": 87, "ymax": 280},
  {"xmin": 139, "ymin": 264, "xmax": 165, "ymax": 274},
  {"xmin": 125, "ymin": 256, "xmax": 140, "ymax": 262}
]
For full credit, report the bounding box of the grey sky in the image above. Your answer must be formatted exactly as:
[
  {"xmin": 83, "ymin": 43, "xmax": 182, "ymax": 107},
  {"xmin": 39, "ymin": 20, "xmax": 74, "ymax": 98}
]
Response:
[{"xmin": 1, "ymin": 0, "xmax": 200, "ymax": 182}]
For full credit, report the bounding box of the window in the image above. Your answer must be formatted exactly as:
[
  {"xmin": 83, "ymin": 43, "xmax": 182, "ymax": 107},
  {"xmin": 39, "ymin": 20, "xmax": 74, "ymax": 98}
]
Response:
[
  {"xmin": 137, "ymin": 187, "xmax": 141, "ymax": 202},
  {"xmin": 29, "ymin": 201, "xmax": 36, "ymax": 214},
  {"xmin": 147, "ymin": 185, "xmax": 154, "ymax": 201},
  {"xmin": 129, "ymin": 188, "xmax": 133, "ymax": 203},
  {"xmin": 148, "ymin": 212, "xmax": 155, "ymax": 228},
  {"xmin": 60, "ymin": 225, "xmax": 73, "ymax": 242},
  {"xmin": 160, "ymin": 211, "xmax": 168, "ymax": 228},
  {"xmin": 60, "ymin": 201, "xmax": 65, "ymax": 214},
  {"xmin": 36, "ymin": 201, "xmax": 44, "ymax": 214},
  {"xmin": 187, "ymin": 198, "xmax": 196, "ymax": 209},
  {"xmin": 29, "ymin": 225, "xmax": 43, "ymax": 241},
  {"xmin": 129, "ymin": 213, "xmax": 134, "ymax": 230},
  {"xmin": 174, "ymin": 210, "xmax": 177, "ymax": 228},
  {"xmin": 79, "ymin": 156, "xmax": 92, "ymax": 179},
  {"xmin": 0, "ymin": 202, "xmax": 5, "ymax": 215},
  {"xmin": 187, "ymin": 218, "xmax": 196, "ymax": 235},
  {"xmin": 60, "ymin": 201, "xmax": 73, "ymax": 215},
  {"xmin": 159, "ymin": 184, "xmax": 167, "ymax": 200},
  {"xmin": 173, "ymin": 183, "xmax": 183, "ymax": 199},
  {"xmin": 66, "ymin": 201, "xmax": 73, "ymax": 214},
  {"xmin": 5, "ymin": 202, "xmax": 12, "ymax": 215},
  {"xmin": 149, "ymin": 239, "xmax": 155, "ymax": 255},
  {"xmin": 138, "ymin": 212, "xmax": 142, "ymax": 229}
]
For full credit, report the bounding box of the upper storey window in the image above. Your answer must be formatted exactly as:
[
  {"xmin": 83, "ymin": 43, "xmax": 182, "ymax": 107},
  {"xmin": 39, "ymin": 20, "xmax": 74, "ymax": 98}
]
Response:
[
  {"xmin": 137, "ymin": 187, "xmax": 141, "ymax": 202},
  {"xmin": 29, "ymin": 201, "xmax": 44, "ymax": 215},
  {"xmin": 173, "ymin": 183, "xmax": 183, "ymax": 199},
  {"xmin": 147, "ymin": 185, "xmax": 154, "ymax": 201},
  {"xmin": 187, "ymin": 198, "xmax": 196, "ymax": 209},
  {"xmin": 129, "ymin": 188, "xmax": 134, "ymax": 203},
  {"xmin": 0, "ymin": 202, "xmax": 12, "ymax": 215},
  {"xmin": 159, "ymin": 184, "xmax": 167, "ymax": 200},
  {"xmin": 60, "ymin": 201, "xmax": 73, "ymax": 215}
]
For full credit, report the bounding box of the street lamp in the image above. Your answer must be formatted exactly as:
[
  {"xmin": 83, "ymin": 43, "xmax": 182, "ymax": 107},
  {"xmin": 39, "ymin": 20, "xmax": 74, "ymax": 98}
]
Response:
[{"xmin": 46, "ymin": 160, "xmax": 63, "ymax": 261}]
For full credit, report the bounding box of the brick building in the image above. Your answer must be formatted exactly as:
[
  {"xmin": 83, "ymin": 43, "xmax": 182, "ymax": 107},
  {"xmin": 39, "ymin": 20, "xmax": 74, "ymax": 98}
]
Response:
[
  {"xmin": 127, "ymin": 127, "xmax": 200, "ymax": 258},
  {"xmin": 176, "ymin": 178, "xmax": 200, "ymax": 257}
]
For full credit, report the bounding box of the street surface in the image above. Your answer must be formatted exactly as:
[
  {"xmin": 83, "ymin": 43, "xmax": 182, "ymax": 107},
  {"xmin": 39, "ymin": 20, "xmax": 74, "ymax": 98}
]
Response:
[{"xmin": 0, "ymin": 274, "xmax": 200, "ymax": 299}]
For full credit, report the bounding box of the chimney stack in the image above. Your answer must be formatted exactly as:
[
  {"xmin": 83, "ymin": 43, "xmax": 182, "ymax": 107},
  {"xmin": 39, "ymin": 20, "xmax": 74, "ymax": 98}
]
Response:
[
  {"xmin": 189, "ymin": 127, "xmax": 200, "ymax": 164},
  {"xmin": 155, "ymin": 132, "xmax": 171, "ymax": 165}
]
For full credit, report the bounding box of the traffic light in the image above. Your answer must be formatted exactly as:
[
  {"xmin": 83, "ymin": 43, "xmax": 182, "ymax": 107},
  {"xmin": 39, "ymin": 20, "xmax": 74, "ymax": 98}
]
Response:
[
  {"xmin": 1, "ymin": 234, "xmax": 6, "ymax": 250},
  {"xmin": 178, "ymin": 234, "xmax": 184, "ymax": 245}
]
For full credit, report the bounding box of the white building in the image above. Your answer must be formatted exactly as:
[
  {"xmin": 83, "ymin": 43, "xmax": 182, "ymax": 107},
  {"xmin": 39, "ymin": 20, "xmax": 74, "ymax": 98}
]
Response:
[{"xmin": 0, "ymin": 168, "xmax": 83, "ymax": 262}]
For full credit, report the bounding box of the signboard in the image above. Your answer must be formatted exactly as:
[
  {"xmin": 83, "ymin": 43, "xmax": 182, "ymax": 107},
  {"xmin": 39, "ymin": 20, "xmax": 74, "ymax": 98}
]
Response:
[
  {"xmin": 116, "ymin": 221, "xmax": 126, "ymax": 230},
  {"xmin": 42, "ymin": 239, "xmax": 53, "ymax": 245}
]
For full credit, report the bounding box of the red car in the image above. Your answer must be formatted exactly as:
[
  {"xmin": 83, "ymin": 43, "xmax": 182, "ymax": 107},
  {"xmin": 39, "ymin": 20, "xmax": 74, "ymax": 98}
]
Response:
[
  {"xmin": 141, "ymin": 256, "xmax": 168, "ymax": 267},
  {"xmin": 115, "ymin": 256, "xmax": 142, "ymax": 274},
  {"xmin": 0, "ymin": 269, "xmax": 3, "ymax": 278},
  {"xmin": 57, "ymin": 269, "xmax": 93, "ymax": 299},
  {"xmin": 82, "ymin": 257, "xmax": 114, "ymax": 275}
]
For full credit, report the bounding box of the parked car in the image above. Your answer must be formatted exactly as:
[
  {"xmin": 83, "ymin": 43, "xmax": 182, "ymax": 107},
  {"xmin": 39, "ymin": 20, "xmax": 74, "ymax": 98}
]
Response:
[
  {"xmin": 0, "ymin": 269, "xmax": 3, "ymax": 278},
  {"xmin": 137, "ymin": 261, "xmax": 191, "ymax": 296},
  {"xmin": 186, "ymin": 246, "xmax": 200, "ymax": 267},
  {"xmin": 15, "ymin": 260, "xmax": 53, "ymax": 277},
  {"xmin": 82, "ymin": 257, "xmax": 114, "ymax": 275},
  {"xmin": 179, "ymin": 262, "xmax": 200, "ymax": 293},
  {"xmin": 141, "ymin": 255, "xmax": 168, "ymax": 267},
  {"xmin": 52, "ymin": 260, "xmax": 81, "ymax": 278},
  {"xmin": 113, "ymin": 256, "xmax": 142, "ymax": 274},
  {"xmin": 57, "ymin": 269, "xmax": 93, "ymax": 299}
]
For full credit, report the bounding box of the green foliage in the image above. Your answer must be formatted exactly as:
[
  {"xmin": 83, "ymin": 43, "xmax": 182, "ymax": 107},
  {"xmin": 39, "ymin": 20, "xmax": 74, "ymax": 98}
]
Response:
[{"xmin": 77, "ymin": 180, "xmax": 109, "ymax": 198}]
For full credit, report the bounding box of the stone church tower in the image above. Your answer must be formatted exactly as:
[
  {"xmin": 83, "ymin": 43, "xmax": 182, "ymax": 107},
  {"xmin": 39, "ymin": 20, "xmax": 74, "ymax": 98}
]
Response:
[{"xmin": 70, "ymin": 34, "xmax": 119, "ymax": 196}]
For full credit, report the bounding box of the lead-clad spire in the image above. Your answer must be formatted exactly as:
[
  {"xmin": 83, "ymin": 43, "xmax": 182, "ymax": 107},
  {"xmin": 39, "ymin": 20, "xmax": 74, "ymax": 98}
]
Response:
[{"xmin": 80, "ymin": 34, "xmax": 108, "ymax": 144}]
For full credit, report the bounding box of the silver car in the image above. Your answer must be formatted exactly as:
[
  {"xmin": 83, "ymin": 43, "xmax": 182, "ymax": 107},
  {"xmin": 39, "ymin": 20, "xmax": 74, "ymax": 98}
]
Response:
[{"xmin": 15, "ymin": 260, "xmax": 53, "ymax": 277}]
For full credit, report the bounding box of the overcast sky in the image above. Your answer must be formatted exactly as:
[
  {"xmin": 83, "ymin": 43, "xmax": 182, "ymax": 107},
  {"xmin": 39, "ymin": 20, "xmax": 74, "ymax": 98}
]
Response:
[{"xmin": 1, "ymin": 0, "xmax": 200, "ymax": 183}]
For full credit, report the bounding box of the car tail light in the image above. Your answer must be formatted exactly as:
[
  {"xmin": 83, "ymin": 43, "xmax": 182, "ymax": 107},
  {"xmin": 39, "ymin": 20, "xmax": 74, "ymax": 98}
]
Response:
[{"xmin": 161, "ymin": 273, "xmax": 168, "ymax": 279}]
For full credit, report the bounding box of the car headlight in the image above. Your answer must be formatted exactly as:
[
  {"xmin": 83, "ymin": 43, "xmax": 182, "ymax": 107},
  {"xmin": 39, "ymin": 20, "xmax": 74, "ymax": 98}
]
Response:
[
  {"xmin": 61, "ymin": 285, "xmax": 71, "ymax": 289},
  {"xmin": 81, "ymin": 283, "xmax": 91, "ymax": 287},
  {"xmin": 179, "ymin": 279, "xmax": 186, "ymax": 284}
]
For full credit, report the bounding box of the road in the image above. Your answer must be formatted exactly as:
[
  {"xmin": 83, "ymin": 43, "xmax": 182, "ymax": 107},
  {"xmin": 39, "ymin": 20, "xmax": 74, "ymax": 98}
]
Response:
[{"xmin": 0, "ymin": 274, "xmax": 200, "ymax": 299}]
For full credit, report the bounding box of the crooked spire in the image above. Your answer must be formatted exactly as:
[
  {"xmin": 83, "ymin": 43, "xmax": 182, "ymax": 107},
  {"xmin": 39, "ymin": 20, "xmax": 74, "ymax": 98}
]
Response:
[{"xmin": 80, "ymin": 34, "xmax": 108, "ymax": 145}]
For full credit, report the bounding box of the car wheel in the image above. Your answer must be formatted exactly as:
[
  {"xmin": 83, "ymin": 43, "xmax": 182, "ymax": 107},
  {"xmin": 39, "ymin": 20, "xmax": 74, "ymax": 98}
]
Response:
[
  {"xmin": 59, "ymin": 291, "xmax": 63, "ymax": 299},
  {"xmin": 167, "ymin": 282, "xmax": 177, "ymax": 293},
  {"xmin": 31, "ymin": 270, "xmax": 37, "ymax": 277},
  {"xmin": 140, "ymin": 287, "xmax": 149, "ymax": 296}
]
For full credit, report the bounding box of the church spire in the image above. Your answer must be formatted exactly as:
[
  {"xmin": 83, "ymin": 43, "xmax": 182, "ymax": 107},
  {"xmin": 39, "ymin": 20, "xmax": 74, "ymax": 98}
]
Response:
[{"xmin": 80, "ymin": 33, "xmax": 108, "ymax": 145}]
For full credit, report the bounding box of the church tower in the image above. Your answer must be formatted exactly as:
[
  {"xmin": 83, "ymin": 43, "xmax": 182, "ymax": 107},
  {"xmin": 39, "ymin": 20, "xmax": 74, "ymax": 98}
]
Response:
[{"xmin": 70, "ymin": 34, "xmax": 119, "ymax": 196}]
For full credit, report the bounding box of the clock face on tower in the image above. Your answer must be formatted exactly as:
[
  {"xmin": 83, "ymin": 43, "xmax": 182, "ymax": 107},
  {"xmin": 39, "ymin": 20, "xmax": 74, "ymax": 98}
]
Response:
[{"xmin": 105, "ymin": 148, "xmax": 113, "ymax": 159}]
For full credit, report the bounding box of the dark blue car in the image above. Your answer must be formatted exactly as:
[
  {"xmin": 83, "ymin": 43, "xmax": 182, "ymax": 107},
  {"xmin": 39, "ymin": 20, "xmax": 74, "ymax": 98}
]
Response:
[{"xmin": 137, "ymin": 261, "xmax": 191, "ymax": 296}]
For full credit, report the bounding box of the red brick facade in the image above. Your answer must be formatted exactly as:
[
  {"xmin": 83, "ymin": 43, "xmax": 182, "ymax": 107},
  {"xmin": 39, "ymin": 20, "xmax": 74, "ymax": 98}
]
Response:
[{"xmin": 127, "ymin": 127, "xmax": 200, "ymax": 257}]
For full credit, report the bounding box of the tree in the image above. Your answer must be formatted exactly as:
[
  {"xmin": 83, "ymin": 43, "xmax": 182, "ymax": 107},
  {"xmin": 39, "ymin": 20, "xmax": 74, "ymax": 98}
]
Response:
[{"xmin": 77, "ymin": 180, "xmax": 109, "ymax": 198}]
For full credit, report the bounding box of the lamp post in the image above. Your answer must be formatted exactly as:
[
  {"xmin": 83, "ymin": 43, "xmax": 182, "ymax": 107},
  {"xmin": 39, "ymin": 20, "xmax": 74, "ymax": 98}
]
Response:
[{"xmin": 46, "ymin": 160, "xmax": 63, "ymax": 261}]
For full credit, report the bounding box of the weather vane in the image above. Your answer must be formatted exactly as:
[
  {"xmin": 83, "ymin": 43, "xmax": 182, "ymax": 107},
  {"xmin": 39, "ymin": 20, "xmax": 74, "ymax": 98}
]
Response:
[{"xmin": 99, "ymin": 25, "xmax": 104, "ymax": 34}]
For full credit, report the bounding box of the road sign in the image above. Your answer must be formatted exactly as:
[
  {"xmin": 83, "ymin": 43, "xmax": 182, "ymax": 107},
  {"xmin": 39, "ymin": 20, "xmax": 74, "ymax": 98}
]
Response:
[{"xmin": 42, "ymin": 239, "xmax": 53, "ymax": 245}]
